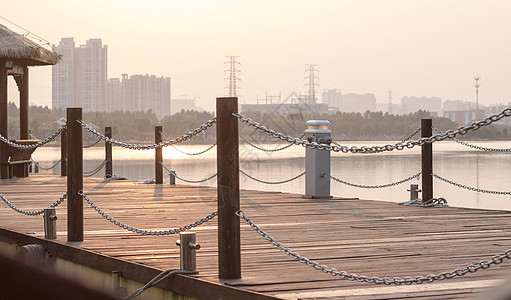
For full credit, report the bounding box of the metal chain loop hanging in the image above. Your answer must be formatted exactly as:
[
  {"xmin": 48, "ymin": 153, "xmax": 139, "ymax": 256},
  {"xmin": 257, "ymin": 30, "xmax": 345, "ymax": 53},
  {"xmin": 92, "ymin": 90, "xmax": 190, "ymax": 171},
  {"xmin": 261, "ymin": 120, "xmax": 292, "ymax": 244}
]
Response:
[
  {"xmin": 80, "ymin": 190, "xmax": 218, "ymax": 235},
  {"xmin": 237, "ymin": 209, "xmax": 511, "ymax": 285},
  {"xmin": 240, "ymin": 133, "xmax": 305, "ymax": 153},
  {"xmin": 160, "ymin": 131, "xmax": 217, "ymax": 155},
  {"xmin": 83, "ymin": 137, "xmax": 103, "ymax": 148},
  {"xmin": 432, "ymin": 173, "xmax": 511, "ymax": 195},
  {"xmin": 432, "ymin": 126, "xmax": 511, "ymax": 152},
  {"xmin": 171, "ymin": 143, "xmax": 217, "ymax": 156},
  {"xmin": 330, "ymin": 172, "xmax": 421, "ymax": 189},
  {"xmin": 401, "ymin": 127, "xmax": 421, "ymax": 143},
  {"xmin": 123, "ymin": 269, "xmax": 198, "ymax": 299},
  {"xmin": 83, "ymin": 159, "xmax": 111, "ymax": 177},
  {"xmin": 239, "ymin": 169, "xmax": 305, "ymax": 185},
  {"xmin": 233, "ymin": 108, "xmax": 511, "ymax": 153},
  {"xmin": 77, "ymin": 119, "xmax": 216, "ymax": 150},
  {"xmin": 0, "ymin": 193, "xmax": 67, "ymax": 216},
  {"xmin": 0, "ymin": 126, "xmax": 65, "ymax": 149},
  {"xmin": 160, "ymin": 162, "xmax": 217, "ymax": 183},
  {"xmin": 31, "ymin": 159, "xmax": 61, "ymax": 170}
]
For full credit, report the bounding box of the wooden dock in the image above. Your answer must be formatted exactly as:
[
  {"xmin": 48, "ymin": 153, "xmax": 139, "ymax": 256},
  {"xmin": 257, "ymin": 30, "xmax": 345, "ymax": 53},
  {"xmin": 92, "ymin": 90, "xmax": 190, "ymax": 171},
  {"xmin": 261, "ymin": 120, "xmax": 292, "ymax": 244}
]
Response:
[{"xmin": 1, "ymin": 174, "xmax": 511, "ymax": 299}]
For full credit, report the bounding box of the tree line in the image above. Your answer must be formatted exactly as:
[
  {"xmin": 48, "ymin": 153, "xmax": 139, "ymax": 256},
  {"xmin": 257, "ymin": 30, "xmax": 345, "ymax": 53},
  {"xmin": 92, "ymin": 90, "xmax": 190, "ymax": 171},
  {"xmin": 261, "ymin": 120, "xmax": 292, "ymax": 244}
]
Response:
[{"xmin": 5, "ymin": 103, "xmax": 509, "ymax": 143}]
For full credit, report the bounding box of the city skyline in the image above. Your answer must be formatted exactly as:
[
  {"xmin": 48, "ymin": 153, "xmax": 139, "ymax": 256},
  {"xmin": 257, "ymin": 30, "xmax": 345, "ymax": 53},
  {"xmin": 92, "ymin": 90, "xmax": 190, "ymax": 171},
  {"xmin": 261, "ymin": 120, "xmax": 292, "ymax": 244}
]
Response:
[{"xmin": 2, "ymin": 1, "xmax": 511, "ymax": 112}]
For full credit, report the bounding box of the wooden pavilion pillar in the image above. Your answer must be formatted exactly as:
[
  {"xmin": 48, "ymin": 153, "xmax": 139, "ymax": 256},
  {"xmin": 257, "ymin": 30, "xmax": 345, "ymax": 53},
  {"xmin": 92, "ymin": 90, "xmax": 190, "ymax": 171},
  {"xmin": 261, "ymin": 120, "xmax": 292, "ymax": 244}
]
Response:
[
  {"xmin": 0, "ymin": 59, "xmax": 8, "ymax": 179},
  {"xmin": 19, "ymin": 66, "xmax": 29, "ymax": 139}
]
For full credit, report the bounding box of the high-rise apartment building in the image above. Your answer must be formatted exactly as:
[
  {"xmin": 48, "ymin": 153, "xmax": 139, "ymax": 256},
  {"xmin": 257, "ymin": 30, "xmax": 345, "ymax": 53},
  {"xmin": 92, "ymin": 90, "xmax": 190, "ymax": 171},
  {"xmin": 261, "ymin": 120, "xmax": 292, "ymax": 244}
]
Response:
[
  {"xmin": 52, "ymin": 38, "xmax": 108, "ymax": 112},
  {"xmin": 107, "ymin": 74, "xmax": 171, "ymax": 120},
  {"xmin": 322, "ymin": 89, "xmax": 376, "ymax": 113}
]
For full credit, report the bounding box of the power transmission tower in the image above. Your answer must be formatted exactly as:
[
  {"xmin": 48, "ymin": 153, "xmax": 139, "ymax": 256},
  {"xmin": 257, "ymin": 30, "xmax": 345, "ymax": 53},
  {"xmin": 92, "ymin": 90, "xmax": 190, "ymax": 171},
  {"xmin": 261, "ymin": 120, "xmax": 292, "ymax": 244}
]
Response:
[
  {"xmin": 224, "ymin": 56, "xmax": 240, "ymax": 97},
  {"xmin": 305, "ymin": 64, "xmax": 319, "ymax": 104}
]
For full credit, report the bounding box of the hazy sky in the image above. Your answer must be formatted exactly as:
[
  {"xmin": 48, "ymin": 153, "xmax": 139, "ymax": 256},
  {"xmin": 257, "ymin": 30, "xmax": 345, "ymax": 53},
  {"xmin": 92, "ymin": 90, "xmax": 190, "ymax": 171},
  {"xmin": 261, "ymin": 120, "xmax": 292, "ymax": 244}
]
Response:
[{"xmin": 3, "ymin": 0, "xmax": 511, "ymax": 112}]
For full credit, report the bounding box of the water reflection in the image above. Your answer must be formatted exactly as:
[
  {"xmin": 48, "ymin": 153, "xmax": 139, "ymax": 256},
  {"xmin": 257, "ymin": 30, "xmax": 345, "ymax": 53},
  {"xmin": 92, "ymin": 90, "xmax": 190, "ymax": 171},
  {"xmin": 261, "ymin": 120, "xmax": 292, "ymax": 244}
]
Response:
[{"xmin": 31, "ymin": 140, "xmax": 511, "ymax": 211}]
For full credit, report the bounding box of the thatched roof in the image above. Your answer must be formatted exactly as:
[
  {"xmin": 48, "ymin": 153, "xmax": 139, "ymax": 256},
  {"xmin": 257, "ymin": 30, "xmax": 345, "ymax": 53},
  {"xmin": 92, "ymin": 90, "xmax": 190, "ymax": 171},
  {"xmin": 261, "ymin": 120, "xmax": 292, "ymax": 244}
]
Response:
[{"xmin": 0, "ymin": 23, "xmax": 61, "ymax": 66}]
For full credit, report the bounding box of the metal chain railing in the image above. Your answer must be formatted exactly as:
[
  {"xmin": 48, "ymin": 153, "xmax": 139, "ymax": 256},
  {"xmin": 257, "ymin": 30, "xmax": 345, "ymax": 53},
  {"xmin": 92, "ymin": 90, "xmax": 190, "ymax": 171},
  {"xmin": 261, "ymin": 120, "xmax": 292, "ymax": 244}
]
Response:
[
  {"xmin": 79, "ymin": 190, "xmax": 218, "ymax": 235},
  {"xmin": 432, "ymin": 126, "xmax": 511, "ymax": 152},
  {"xmin": 0, "ymin": 193, "xmax": 67, "ymax": 216},
  {"xmin": 31, "ymin": 159, "xmax": 61, "ymax": 170},
  {"xmin": 330, "ymin": 172, "xmax": 421, "ymax": 189},
  {"xmin": 83, "ymin": 137, "xmax": 103, "ymax": 148},
  {"xmin": 77, "ymin": 119, "xmax": 216, "ymax": 150},
  {"xmin": 237, "ymin": 209, "xmax": 511, "ymax": 285},
  {"xmin": 239, "ymin": 169, "xmax": 305, "ymax": 185},
  {"xmin": 401, "ymin": 127, "xmax": 421, "ymax": 143},
  {"xmin": 83, "ymin": 159, "xmax": 110, "ymax": 177},
  {"xmin": 123, "ymin": 269, "xmax": 198, "ymax": 299},
  {"xmin": 160, "ymin": 162, "xmax": 217, "ymax": 183},
  {"xmin": 0, "ymin": 126, "xmax": 65, "ymax": 149},
  {"xmin": 240, "ymin": 133, "xmax": 305, "ymax": 152},
  {"xmin": 432, "ymin": 173, "xmax": 511, "ymax": 195},
  {"xmin": 233, "ymin": 108, "xmax": 511, "ymax": 153}
]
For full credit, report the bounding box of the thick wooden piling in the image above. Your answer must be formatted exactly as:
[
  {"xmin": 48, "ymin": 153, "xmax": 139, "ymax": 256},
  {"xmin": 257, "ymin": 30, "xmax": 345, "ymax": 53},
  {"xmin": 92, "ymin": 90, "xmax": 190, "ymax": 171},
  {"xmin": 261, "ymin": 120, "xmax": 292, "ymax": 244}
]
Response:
[
  {"xmin": 155, "ymin": 126, "xmax": 163, "ymax": 184},
  {"xmin": 105, "ymin": 127, "xmax": 112, "ymax": 178},
  {"xmin": 0, "ymin": 62, "xmax": 8, "ymax": 179},
  {"xmin": 421, "ymin": 118, "xmax": 433, "ymax": 202},
  {"xmin": 61, "ymin": 128, "xmax": 67, "ymax": 176},
  {"xmin": 19, "ymin": 67, "xmax": 29, "ymax": 140},
  {"xmin": 216, "ymin": 97, "xmax": 241, "ymax": 279},
  {"xmin": 67, "ymin": 108, "xmax": 83, "ymax": 242}
]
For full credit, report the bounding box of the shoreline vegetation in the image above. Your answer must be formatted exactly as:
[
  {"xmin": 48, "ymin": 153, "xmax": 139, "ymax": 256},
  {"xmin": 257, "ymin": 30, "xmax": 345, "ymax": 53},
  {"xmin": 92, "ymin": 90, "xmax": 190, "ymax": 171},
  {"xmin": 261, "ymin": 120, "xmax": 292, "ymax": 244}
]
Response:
[{"xmin": 7, "ymin": 102, "xmax": 511, "ymax": 144}]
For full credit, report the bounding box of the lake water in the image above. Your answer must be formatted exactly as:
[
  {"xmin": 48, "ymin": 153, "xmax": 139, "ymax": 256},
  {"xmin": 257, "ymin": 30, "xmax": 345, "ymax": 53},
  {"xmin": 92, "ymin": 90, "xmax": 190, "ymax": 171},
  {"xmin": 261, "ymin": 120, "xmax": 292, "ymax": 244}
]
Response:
[{"xmin": 31, "ymin": 140, "xmax": 511, "ymax": 211}]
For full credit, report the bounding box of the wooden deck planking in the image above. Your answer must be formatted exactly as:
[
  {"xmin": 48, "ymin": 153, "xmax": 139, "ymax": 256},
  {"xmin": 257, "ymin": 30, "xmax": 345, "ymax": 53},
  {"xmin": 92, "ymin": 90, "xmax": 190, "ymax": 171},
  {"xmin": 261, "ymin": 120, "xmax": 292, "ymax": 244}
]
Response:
[{"xmin": 1, "ymin": 174, "xmax": 511, "ymax": 299}]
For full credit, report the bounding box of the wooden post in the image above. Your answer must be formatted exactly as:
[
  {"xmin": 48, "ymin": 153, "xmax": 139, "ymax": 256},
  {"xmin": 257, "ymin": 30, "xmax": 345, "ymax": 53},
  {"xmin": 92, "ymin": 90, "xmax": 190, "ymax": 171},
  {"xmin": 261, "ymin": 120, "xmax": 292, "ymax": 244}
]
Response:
[
  {"xmin": 19, "ymin": 67, "xmax": 29, "ymax": 140},
  {"xmin": 155, "ymin": 126, "xmax": 163, "ymax": 184},
  {"xmin": 421, "ymin": 119, "xmax": 433, "ymax": 202},
  {"xmin": 67, "ymin": 108, "xmax": 83, "ymax": 242},
  {"xmin": 216, "ymin": 97, "xmax": 241, "ymax": 279},
  {"xmin": 105, "ymin": 127, "xmax": 112, "ymax": 178},
  {"xmin": 0, "ymin": 61, "xmax": 8, "ymax": 179},
  {"xmin": 61, "ymin": 128, "xmax": 67, "ymax": 176}
]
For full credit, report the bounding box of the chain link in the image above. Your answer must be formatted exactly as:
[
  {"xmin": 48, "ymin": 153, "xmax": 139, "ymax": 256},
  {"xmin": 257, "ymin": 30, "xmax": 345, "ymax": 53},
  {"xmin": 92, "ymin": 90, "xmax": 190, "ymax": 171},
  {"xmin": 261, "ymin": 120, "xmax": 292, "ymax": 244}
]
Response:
[
  {"xmin": 240, "ymin": 169, "xmax": 305, "ymax": 184},
  {"xmin": 78, "ymin": 119, "xmax": 216, "ymax": 150},
  {"xmin": 160, "ymin": 162, "xmax": 217, "ymax": 183},
  {"xmin": 83, "ymin": 137, "xmax": 103, "ymax": 148},
  {"xmin": 240, "ymin": 133, "xmax": 305, "ymax": 152},
  {"xmin": 233, "ymin": 108, "xmax": 511, "ymax": 153},
  {"xmin": 237, "ymin": 209, "xmax": 511, "ymax": 285},
  {"xmin": 0, "ymin": 126, "xmax": 65, "ymax": 149},
  {"xmin": 123, "ymin": 269, "xmax": 198, "ymax": 299},
  {"xmin": 31, "ymin": 159, "xmax": 61, "ymax": 170},
  {"xmin": 0, "ymin": 193, "xmax": 67, "ymax": 216},
  {"xmin": 432, "ymin": 126, "xmax": 511, "ymax": 152},
  {"xmin": 432, "ymin": 173, "xmax": 511, "ymax": 195},
  {"xmin": 331, "ymin": 172, "xmax": 421, "ymax": 189},
  {"xmin": 80, "ymin": 190, "xmax": 217, "ymax": 235},
  {"xmin": 401, "ymin": 127, "xmax": 421, "ymax": 143}
]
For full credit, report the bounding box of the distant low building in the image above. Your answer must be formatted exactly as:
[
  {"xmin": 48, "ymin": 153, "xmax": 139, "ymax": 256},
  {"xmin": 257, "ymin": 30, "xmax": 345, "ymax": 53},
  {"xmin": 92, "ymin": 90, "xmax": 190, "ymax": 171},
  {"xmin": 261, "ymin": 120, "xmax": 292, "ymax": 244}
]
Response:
[
  {"xmin": 401, "ymin": 96, "xmax": 442, "ymax": 115},
  {"xmin": 444, "ymin": 109, "xmax": 485, "ymax": 124},
  {"xmin": 322, "ymin": 89, "xmax": 376, "ymax": 114},
  {"xmin": 171, "ymin": 98, "xmax": 203, "ymax": 115}
]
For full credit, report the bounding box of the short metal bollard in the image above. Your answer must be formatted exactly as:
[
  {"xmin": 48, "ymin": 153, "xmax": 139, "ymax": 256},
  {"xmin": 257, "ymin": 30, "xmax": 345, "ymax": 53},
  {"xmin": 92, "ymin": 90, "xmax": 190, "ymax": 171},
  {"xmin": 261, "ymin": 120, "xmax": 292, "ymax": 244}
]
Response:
[
  {"xmin": 43, "ymin": 208, "xmax": 57, "ymax": 239},
  {"xmin": 304, "ymin": 120, "xmax": 332, "ymax": 199},
  {"xmin": 169, "ymin": 170, "xmax": 176, "ymax": 187},
  {"xmin": 176, "ymin": 232, "xmax": 200, "ymax": 272},
  {"xmin": 407, "ymin": 184, "xmax": 421, "ymax": 200}
]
